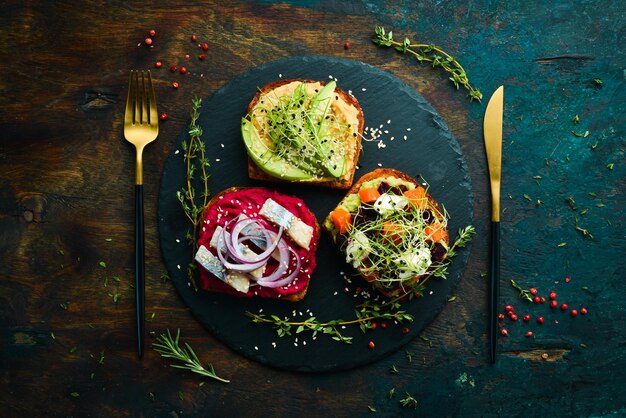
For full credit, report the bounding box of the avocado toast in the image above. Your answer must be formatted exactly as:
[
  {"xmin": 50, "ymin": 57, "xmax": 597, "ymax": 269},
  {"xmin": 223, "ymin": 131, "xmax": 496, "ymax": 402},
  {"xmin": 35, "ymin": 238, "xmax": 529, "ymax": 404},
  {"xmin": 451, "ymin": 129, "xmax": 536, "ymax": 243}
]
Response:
[
  {"xmin": 323, "ymin": 168, "xmax": 450, "ymax": 297},
  {"xmin": 241, "ymin": 79, "xmax": 363, "ymax": 189}
]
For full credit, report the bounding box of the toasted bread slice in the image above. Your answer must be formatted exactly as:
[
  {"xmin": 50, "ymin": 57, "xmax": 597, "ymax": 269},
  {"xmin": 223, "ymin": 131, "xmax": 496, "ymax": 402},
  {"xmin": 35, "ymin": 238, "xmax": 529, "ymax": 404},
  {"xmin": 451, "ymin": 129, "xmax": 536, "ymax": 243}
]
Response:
[
  {"xmin": 323, "ymin": 168, "xmax": 450, "ymax": 298},
  {"xmin": 196, "ymin": 186, "xmax": 320, "ymax": 302},
  {"xmin": 243, "ymin": 79, "xmax": 363, "ymax": 189}
]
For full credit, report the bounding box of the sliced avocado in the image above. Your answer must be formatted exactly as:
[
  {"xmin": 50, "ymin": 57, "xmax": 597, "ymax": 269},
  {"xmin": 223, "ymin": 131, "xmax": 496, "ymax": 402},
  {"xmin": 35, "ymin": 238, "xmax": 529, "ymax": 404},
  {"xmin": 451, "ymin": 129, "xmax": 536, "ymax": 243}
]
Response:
[
  {"xmin": 241, "ymin": 118, "xmax": 314, "ymax": 181},
  {"xmin": 308, "ymin": 81, "xmax": 344, "ymax": 178}
]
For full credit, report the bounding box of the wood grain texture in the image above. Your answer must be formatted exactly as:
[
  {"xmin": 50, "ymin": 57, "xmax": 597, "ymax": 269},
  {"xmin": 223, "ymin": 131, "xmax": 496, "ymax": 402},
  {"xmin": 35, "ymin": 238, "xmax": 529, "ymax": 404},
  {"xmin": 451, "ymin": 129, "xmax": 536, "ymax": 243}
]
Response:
[{"xmin": 1, "ymin": 0, "xmax": 624, "ymax": 416}]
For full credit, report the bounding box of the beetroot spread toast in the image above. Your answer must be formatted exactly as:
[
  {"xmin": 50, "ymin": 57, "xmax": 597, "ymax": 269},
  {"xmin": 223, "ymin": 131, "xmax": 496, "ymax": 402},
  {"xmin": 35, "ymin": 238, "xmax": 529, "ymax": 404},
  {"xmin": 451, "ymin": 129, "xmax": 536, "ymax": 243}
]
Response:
[
  {"xmin": 241, "ymin": 79, "xmax": 363, "ymax": 189},
  {"xmin": 195, "ymin": 187, "xmax": 320, "ymax": 302},
  {"xmin": 323, "ymin": 168, "xmax": 450, "ymax": 297}
]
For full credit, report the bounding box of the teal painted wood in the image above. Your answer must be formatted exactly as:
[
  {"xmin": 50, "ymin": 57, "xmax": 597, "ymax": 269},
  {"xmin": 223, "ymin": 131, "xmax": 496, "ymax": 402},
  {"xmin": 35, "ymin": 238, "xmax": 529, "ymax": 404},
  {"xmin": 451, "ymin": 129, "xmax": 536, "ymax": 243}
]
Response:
[{"xmin": 300, "ymin": 0, "xmax": 626, "ymax": 416}]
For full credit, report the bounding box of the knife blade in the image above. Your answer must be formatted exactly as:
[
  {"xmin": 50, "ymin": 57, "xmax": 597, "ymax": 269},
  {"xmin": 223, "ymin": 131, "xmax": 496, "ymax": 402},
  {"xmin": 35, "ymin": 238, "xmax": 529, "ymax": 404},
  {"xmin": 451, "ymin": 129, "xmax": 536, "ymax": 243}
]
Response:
[{"xmin": 484, "ymin": 85, "xmax": 503, "ymax": 364}]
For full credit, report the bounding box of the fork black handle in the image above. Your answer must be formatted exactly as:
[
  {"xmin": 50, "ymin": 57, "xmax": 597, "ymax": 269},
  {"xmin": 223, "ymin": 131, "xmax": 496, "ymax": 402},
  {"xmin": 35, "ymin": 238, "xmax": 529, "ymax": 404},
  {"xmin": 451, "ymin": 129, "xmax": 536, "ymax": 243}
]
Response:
[
  {"xmin": 489, "ymin": 221, "xmax": 500, "ymax": 364},
  {"xmin": 135, "ymin": 184, "xmax": 145, "ymax": 358}
]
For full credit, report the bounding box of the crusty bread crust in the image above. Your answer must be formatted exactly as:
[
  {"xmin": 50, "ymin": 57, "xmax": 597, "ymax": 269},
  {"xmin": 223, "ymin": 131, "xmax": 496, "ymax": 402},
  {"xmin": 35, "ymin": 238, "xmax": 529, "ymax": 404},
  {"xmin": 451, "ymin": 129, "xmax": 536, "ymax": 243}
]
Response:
[
  {"xmin": 200, "ymin": 186, "xmax": 320, "ymax": 302},
  {"xmin": 245, "ymin": 79, "xmax": 364, "ymax": 189},
  {"xmin": 324, "ymin": 168, "xmax": 449, "ymax": 298}
]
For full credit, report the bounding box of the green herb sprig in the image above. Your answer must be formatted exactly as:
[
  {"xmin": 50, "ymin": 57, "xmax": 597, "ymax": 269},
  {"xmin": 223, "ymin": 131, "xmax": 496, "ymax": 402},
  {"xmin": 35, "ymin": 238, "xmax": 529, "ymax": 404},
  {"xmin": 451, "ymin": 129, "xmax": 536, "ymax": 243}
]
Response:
[
  {"xmin": 153, "ymin": 329, "xmax": 229, "ymax": 383},
  {"xmin": 177, "ymin": 97, "xmax": 211, "ymax": 289},
  {"xmin": 246, "ymin": 307, "xmax": 413, "ymax": 345},
  {"xmin": 510, "ymin": 279, "xmax": 534, "ymax": 302},
  {"xmin": 373, "ymin": 26, "xmax": 482, "ymax": 102}
]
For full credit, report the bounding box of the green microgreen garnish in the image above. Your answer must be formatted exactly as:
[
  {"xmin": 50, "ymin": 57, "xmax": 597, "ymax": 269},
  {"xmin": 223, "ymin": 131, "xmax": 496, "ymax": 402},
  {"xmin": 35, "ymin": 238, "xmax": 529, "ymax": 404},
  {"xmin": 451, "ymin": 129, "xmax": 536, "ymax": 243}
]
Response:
[
  {"xmin": 177, "ymin": 97, "xmax": 211, "ymax": 290},
  {"xmin": 153, "ymin": 329, "xmax": 229, "ymax": 383},
  {"xmin": 341, "ymin": 188, "xmax": 450, "ymax": 291},
  {"xmin": 373, "ymin": 26, "xmax": 482, "ymax": 102},
  {"xmin": 248, "ymin": 82, "xmax": 351, "ymax": 178}
]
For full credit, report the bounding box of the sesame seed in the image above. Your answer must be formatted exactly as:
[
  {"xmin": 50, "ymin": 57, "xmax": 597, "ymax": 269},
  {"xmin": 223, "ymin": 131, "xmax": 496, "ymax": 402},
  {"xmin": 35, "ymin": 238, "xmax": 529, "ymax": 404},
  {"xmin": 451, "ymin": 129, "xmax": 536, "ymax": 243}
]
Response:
[
  {"xmin": 215, "ymin": 158, "xmax": 221, "ymax": 162},
  {"xmin": 175, "ymin": 150, "xmax": 180, "ymax": 154},
  {"xmin": 361, "ymin": 87, "xmax": 367, "ymax": 91},
  {"xmin": 278, "ymin": 73, "xmax": 282, "ymax": 78},
  {"xmin": 254, "ymin": 346, "xmax": 258, "ymax": 350},
  {"xmin": 220, "ymin": 143, "xmax": 225, "ymax": 148},
  {"xmin": 377, "ymin": 163, "xmax": 382, "ymax": 167},
  {"xmin": 177, "ymin": 265, "xmax": 181, "ymax": 269},
  {"xmin": 387, "ymin": 119, "xmax": 391, "ymax": 124},
  {"xmin": 407, "ymin": 128, "xmax": 412, "ymax": 131}
]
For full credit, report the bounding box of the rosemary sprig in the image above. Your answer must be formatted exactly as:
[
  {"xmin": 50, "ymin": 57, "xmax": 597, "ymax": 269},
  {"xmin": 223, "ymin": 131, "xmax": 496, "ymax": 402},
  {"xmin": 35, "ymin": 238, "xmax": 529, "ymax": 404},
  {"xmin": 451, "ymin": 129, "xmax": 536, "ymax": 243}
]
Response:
[
  {"xmin": 373, "ymin": 26, "xmax": 482, "ymax": 102},
  {"xmin": 153, "ymin": 329, "xmax": 229, "ymax": 383},
  {"xmin": 177, "ymin": 97, "xmax": 211, "ymax": 289}
]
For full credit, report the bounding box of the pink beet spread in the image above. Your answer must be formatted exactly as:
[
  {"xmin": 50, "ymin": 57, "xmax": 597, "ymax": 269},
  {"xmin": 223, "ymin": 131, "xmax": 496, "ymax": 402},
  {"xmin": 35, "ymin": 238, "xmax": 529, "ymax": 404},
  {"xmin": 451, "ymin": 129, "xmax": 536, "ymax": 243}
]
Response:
[{"xmin": 197, "ymin": 188, "xmax": 319, "ymax": 299}]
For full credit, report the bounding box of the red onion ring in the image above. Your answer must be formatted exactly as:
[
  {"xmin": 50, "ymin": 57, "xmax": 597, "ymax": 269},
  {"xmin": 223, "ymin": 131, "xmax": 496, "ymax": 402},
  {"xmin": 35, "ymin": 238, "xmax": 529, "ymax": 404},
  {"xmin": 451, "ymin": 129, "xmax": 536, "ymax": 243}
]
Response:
[{"xmin": 215, "ymin": 215, "xmax": 302, "ymax": 288}]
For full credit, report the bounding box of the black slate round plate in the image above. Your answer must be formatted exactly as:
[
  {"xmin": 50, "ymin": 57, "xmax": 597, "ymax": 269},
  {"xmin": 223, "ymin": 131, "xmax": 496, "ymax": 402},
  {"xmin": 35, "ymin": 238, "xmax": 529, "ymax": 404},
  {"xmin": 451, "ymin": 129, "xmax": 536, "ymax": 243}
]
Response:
[{"xmin": 157, "ymin": 56, "xmax": 473, "ymax": 373}]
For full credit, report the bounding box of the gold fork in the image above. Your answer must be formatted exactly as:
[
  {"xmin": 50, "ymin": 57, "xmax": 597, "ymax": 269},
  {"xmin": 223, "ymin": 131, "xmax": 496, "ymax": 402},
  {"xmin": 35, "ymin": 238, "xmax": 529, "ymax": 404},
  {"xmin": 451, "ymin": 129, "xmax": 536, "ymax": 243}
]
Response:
[{"xmin": 124, "ymin": 70, "xmax": 158, "ymax": 358}]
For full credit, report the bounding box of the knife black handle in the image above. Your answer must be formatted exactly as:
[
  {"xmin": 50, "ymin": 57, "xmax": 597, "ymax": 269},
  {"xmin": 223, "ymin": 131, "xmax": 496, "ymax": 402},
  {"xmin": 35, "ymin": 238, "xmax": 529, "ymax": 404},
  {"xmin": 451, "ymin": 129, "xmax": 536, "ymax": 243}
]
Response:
[
  {"xmin": 489, "ymin": 221, "xmax": 500, "ymax": 364},
  {"xmin": 135, "ymin": 184, "xmax": 145, "ymax": 358}
]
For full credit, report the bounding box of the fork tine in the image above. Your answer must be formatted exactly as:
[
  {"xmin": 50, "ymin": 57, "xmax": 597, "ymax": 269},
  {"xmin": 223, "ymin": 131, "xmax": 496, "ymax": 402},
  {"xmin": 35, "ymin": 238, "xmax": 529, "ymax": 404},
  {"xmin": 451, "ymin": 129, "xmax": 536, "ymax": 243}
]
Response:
[
  {"xmin": 146, "ymin": 71, "xmax": 158, "ymax": 126},
  {"xmin": 139, "ymin": 71, "xmax": 148, "ymax": 125},
  {"xmin": 124, "ymin": 70, "xmax": 136, "ymax": 126}
]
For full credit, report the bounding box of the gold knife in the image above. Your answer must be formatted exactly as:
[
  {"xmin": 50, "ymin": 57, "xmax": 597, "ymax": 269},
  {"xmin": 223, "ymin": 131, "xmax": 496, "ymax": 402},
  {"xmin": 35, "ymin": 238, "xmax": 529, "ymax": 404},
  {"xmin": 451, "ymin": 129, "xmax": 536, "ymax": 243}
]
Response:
[{"xmin": 483, "ymin": 85, "xmax": 503, "ymax": 364}]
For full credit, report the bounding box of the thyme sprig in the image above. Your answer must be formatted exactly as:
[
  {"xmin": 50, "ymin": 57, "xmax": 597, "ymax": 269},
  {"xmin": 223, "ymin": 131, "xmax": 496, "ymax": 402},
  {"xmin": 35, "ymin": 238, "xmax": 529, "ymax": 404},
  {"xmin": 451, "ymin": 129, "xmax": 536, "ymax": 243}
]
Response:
[
  {"xmin": 176, "ymin": 97, "xmax": 211, "ymax": 289},
  {"xmin": 373, "ymin": 26, "xmax": 482, "ymax": 102},
  {"xmin": 246, "ymin": 307, "xmax": 414, "ymax": 344},
  {"xmin": 153, "ymin": 329, "xmax": 229, "ymax": 383}
]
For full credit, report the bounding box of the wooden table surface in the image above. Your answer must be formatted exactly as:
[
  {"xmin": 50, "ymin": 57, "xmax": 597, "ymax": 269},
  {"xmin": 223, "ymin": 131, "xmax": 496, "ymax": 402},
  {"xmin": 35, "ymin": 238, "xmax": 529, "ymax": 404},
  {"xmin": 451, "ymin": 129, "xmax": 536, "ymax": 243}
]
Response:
[{"xmin": 1, "ymin": 1, "xmax": 625, "ymax": 416}]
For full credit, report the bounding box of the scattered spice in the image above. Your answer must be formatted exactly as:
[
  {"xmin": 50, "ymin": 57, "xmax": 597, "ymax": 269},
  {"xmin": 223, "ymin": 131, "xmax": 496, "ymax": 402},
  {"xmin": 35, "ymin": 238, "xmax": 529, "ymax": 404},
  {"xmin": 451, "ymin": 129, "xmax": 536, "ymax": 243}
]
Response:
[
  {"xmin": 368, "ymin": 341, "xmax": 375, "ymax": 349},
  {"xmin": 541, "ymin": 353, "xmax": 549, "ymax": 360},
  {"xmin": 148, "ymin": 29, "xmax": 156, "ymax": 37},
  {"xmin": 180, "ymin": 67, "xmax": 187, "ymax": 74},
  {"xmin": 191, "ymin": 34, "xmax": 197, "ymax": 42},
  {"xmin": 155, "ymin": 61, "xmax": 162, "ymax": 68},
  {"xmin": 144, "ymin": 38, "xmax": 153, "ymax": 46},
  {"xmin": 344, "ymin": 41, "xmax": 350, "ymax": 49},
  {"xmin": 570, "ymin": 309, "xmax": 578, "ymax": 317},
  {"xmin": 172, "ymin": 82, "xmax": 179, "ymax": 89},
  {"xmin": 170, "ymin": 65, "xmax": 178, "ymax": 72},
  {"xmin": 536, "ymin": 316, "xmax": 544, "ymax": 324},
  {"xmin": 201, "ymin": 42, "xmax": 209, "ymax": 51},
  {"xmin": 159, "ymin": 112, "xmax": 168, "ymax": 121}
]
